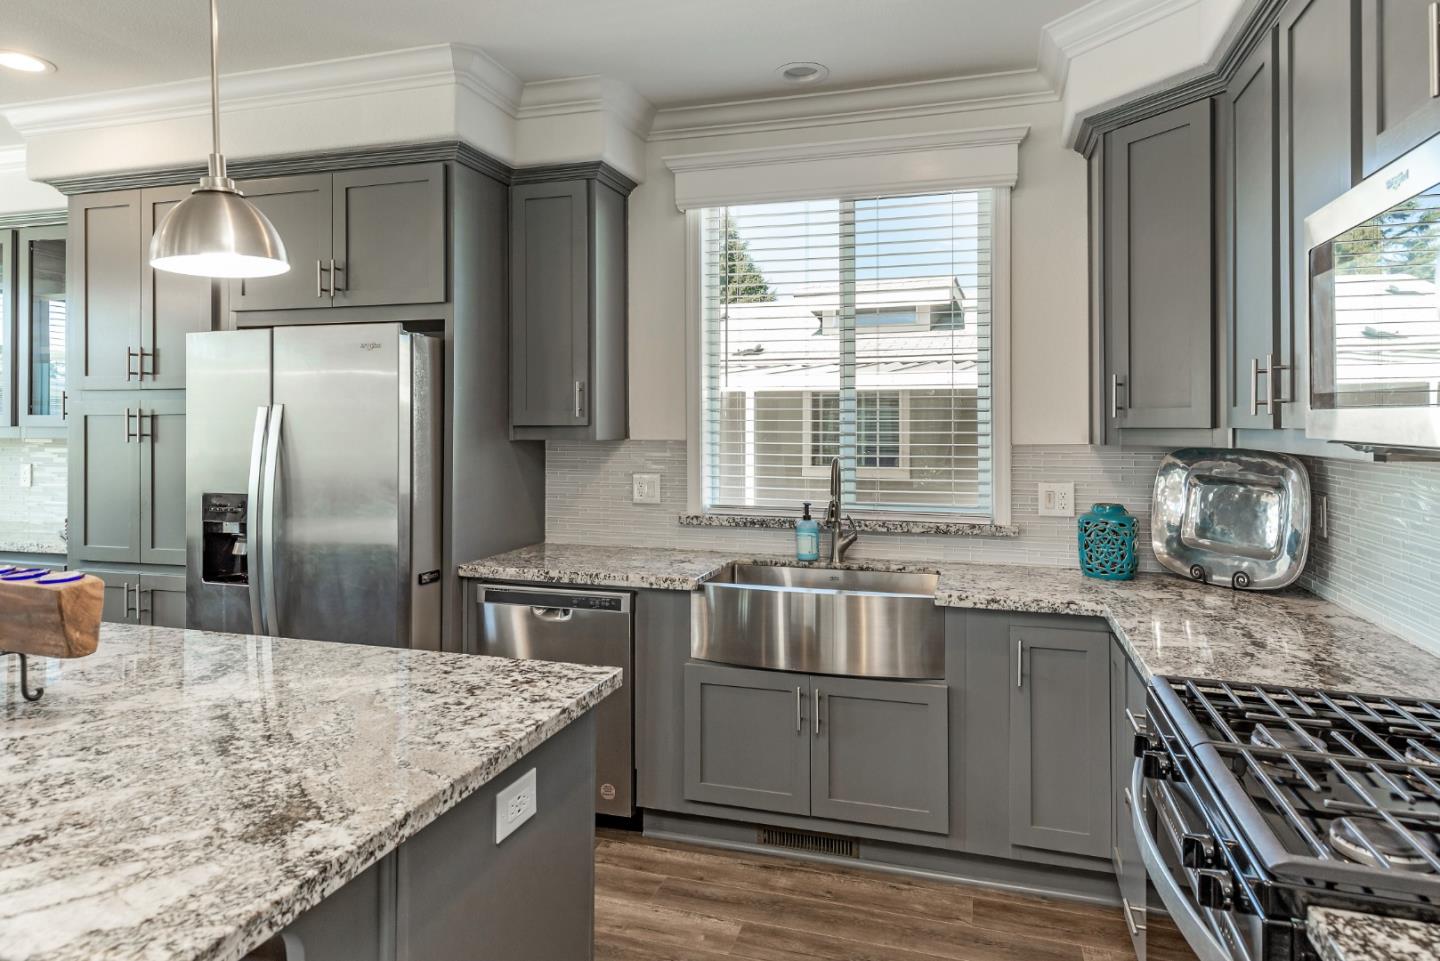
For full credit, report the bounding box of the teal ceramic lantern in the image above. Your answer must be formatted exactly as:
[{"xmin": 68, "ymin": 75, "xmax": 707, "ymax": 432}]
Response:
[{"xmin": 1077, "ymin": 503, "xmax": 1138, "ymax": 580}]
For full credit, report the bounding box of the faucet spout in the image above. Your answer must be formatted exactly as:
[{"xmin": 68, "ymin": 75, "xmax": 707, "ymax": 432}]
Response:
[{"xmin": 825, "ymin": 457, "xmax": 859, "ymax": 563}]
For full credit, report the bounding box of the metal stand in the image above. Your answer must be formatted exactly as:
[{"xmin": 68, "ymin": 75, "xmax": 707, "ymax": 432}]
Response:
[{"xmin": 1, "ymin": 651, "xmax": 44, "ymax": 702}]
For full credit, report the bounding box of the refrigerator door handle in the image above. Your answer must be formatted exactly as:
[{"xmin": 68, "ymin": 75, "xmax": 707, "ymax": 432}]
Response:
[
  {"xmin": 260, "ymin": 403, "xmax": 285, "ymax": 638},
  {"xmin": 247, "ymin": 406, "xmax": 270, "ymax": 636}
]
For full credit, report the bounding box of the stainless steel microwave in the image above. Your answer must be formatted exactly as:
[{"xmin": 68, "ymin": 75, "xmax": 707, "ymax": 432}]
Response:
[{"xmin": 1307, "ymin": 133, "xmax": 1440, "ymax": 453}]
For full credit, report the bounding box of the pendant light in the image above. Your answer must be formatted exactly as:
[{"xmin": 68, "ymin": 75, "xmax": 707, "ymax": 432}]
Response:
[{"xmin": 149, "ymin": 0, "xmax": 288, "ymax": 278}]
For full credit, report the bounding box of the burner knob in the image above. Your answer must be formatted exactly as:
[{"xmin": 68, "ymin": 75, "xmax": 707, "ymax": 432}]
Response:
[
  {"xmin": 1182, "ymin": 833, "xmax": 1218, "ymax": 868},
  {"xmin": 1195, "ymin": 869, "xmax": 1235, "ymax": 911}
]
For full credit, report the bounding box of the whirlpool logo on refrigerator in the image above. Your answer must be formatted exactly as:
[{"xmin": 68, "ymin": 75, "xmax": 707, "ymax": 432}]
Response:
[{"xmin": 359, "ymin": 342, "xmax": 382, "ymax": 351}]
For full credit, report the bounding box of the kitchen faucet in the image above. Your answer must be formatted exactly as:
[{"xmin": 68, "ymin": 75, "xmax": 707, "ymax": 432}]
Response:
[{"xmin": 825, "ymin": 457, "xmax": 859, "ymax": 564}]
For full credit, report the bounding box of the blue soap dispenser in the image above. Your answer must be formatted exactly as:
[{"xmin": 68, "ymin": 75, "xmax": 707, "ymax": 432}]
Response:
[{"xmin": 795, "ymin": 502, "xmax": 820, "ymax": 562}]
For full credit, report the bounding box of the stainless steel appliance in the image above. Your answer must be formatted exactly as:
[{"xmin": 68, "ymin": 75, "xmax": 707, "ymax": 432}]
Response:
[
  {"xmin": 186, "ymin": 324, "xmax": 442, "ymax": 649},
  {"xmin": 1136, "ymin": 676, "xmax": 1440, "ymax": 961},
  {"xmin": 1307, "ymin": 132, "xmax": 1440, "ymax": 454},
  {"xmin": 1151, "ymin": 449, "xmax": 1310, "ymax": 591},
  {"xmin": 692, "ymin": 563, "xmax": 944, "ymax": 680},
  {"xmin": 475, "ymin": 584, "xmax": 634, "ymax": 817}
]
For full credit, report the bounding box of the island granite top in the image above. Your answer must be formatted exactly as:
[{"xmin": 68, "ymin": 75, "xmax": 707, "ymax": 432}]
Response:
[
  {"xmin": 460, "ymin": 542, "xmax": 1440, "ymax": 699},
  {"xmin": 0, "ymin": 623, "xmax": 620, "ymax": 961},
  {"xmin": 1307, "ymin": 907, "xmax": 1440, "ymax": 961}
]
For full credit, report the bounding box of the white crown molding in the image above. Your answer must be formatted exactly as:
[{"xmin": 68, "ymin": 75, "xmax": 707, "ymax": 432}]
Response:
[
  {"xmin": 2, "ymin": 43, "xmax": 523, "ymax": 139},
  {"xmin": 649, "ymin": 70, "xmax": 1055, "ymax": 142},
  {"xmin": 1038, "ymin": 0, "xmax": 1202, "ymax": 94},
  {"xmin": 519, "ymin": 75, "xmax": 655, "ymax": 138},
  {"xmin": 0, "ymin": 145, "xmax": 25, "ymax": 173},
  {"xmin": 663, "ymin": 125, "xmax": 1030, "ymax": 174}
]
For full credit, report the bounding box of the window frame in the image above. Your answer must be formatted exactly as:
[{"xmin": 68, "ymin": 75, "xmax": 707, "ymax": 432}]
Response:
[
  {"xmin": 685, "ymin": 189, "xmax": 1012, "ymax": 526},
  {"xmin": 799, "ymin": 389, "xmax": 912, "ymax": 479},
  {"xmin": 17, "ymin": 224, "xmax": 69, "ymax": 429}
]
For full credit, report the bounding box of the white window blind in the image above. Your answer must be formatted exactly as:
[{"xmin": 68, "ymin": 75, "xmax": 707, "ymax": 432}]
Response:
[{"xmin": 699, "ymin": 190, "xmax": 995, "ymax": 518}]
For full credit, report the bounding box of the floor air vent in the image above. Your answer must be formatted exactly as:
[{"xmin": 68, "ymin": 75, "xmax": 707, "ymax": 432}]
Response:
[{"xmin": 757, "ymin": 826, "xmax": 859, "ymax": 859}]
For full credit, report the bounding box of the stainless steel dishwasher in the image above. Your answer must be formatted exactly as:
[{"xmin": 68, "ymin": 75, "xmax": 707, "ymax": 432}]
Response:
[{"xmin": 474, "ymin": 584, "xmax": 633, "ymax": 817}]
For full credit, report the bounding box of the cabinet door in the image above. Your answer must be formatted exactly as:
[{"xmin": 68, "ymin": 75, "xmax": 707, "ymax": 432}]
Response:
[
  {"xmin": 1361, "ymin": 0, "xmax": 1440, "ymax": 174},
  {"xmin": 811, "ymin": 677, "xmax": 949, "ymax": 834},
  {"xmin": 140, "ymin": 572, "xmax": 186, "ymax": 628},
  {"xmin": 17, "ymin": 225, "xmax": 69, "ymax": 426},
  {"xmin": 1105, "ymin": 100, "xmax": 1215, "ymax": 429},
  {"xmin": 510, "ymin": 181, "xmax": 590, "ymax": 428},
  {"xmin": 70, "ymin": 395, "xmax": 142, "ymax": 563},
  {"xmin": 1280, "ymin": 0, "xmax": 1359, "ymax": 430},
  {"xmin": 1114, "ymin": 651, "xmax": 1149, "ymax": 959},
  {"xmin": 139, "ymin": 397, "xmax": 185, "ymax": 566},
  {"xmin": 80, "ymin": 567, "xmax": 138, "ymax": 623},
  {"xmin": 683, "ymin": 662, "xmax": 811, "ymax": 816},
  {"xmin": 1224, "ymin": 31, "xmax": 1283, "ymax": 430},
  {"xmin": 1009, "ymin": 625, "xmax": 1113, "ymax": 858},
  {"xmin": 140, "ymin": 186, "xmax": 216, "ymax": 388},
  {"xmin": 229, "ymin": 174, "xmax": 332, "ymax": 311},
  {"xmin": 332, "ymin": 164, "xmax": 446, "ymax": 308},
  {"xmin": 70, "ymin": 192, "xmax": 141, "ymax": 392}
]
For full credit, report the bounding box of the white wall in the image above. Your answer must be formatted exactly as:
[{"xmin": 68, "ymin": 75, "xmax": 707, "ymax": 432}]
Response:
[
  {"xmin": 628, "ymin": 98, "xmax": 1090, "ymax": 446},
  {"xmin": 0, "ymin": 148, "xmax": 64, "ymax": 214}
]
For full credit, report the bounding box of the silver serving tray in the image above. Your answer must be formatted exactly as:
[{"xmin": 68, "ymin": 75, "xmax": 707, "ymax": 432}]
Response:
[{"xmin": 1151, "ymin": 448, "xmax": 1310, "ymax": 590}]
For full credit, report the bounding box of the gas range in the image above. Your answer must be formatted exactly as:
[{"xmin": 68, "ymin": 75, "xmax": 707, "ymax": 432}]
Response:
[{"xmin": 1136, "ymin": 677, "xmax": 1440, "ymax": 961}]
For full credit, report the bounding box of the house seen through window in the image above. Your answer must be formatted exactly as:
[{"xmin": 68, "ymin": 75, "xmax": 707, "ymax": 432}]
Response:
[{"xmin": 699, "ymin": 190, "xmax": 996, "ymax": 519}]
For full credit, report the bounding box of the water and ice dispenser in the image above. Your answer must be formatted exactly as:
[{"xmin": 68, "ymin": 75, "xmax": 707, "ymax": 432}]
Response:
[{"xmin": 201, "ymin": 493, "xmax": 249, "ymax": 584}]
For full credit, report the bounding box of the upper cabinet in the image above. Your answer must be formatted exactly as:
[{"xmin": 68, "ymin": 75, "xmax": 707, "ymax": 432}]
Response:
[
  {"xmin": 230, "ymin": 163, "xmax": 446, "ymax": 312},
  {"xmin": 0, "ymin": 221, "xmax": 69, "ymax": 431},
  {"xmin": 1103, "ymin": 100, "xmax": 1215, "ymax": 433},
  {"xmin": 509, "ymin": 170, "xmax": 631, "ymax": 440},
  {"xmin": 1361, "ymin": 0, "xmax": 1440, "ymax": 175}
]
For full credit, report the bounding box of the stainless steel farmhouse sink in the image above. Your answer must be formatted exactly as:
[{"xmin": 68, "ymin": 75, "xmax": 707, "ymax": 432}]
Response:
[{"xmin": 691, "ymin": 563, "xmax": 944, "ymax": 680}]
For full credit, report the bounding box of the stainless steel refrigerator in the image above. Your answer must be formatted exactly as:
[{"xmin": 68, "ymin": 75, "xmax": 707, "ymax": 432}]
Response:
[{"xmin": 185, "ymin": 323, "xmax": 442, "ymax": 649}]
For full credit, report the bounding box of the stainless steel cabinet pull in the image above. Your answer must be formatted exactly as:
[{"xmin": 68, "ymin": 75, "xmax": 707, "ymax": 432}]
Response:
[
  {"xmin": 795, "ymin": 686, "xmax": 802, "ymax": 734},
  {"xmin": 1123, "ymin": 786, "xmax": 1134, "ymax": 809},
  {"xmin": 141, "ymin": 348, "xmax": 155, "ymax": 380},
  {"xmin": 138, "ymin": 588, "xmax": 152, "ymax": 623},
  {"xmin": 137, "ymin": 411, "xmax": 153, "ymax": 443},
  {"xmin": 1269, "ymin": 356, "xmax": 1291, "ymax": 405},
  {"xmin": 127, "ymin": 347, "xmax": 140, "ymax": 381},
  {"xmin": 1125, "ymin": 708, "xmax": 1147, "ymax": 736},
  {"xmin": 813, "ymin": 687, "xmax": 821, "ymax": 735},
  {"xmin": 1110, "ymin": 373, "xmax": 1126, "ymax": 420},
  {"xmin": 123, "ymin": 582, "xmax": 137, "ymax": 620},
  {"xmin": 1016, "ymin": 639, "xmax": 1023, "ymax": 688},
  {"xmin": 123, "ymin": 407, "xmax": 136, "ymax": 443},
  {"xmin": 1121, "ymin": 897, "xmax": 1147, "ymax": 936},
  {"xmin": 1431, "ymin": 3, "xmax": 1439, "ymax": 98},
  {"xmin": 316, "ymin": 259, "xmax": 326, "ymax": 298},
  {"xmin": 1250, "ymin": 356, "xmax": 1273, "ymax": 416},
  {"xmin": 574, "ymin": 380, "xmax": 586, "ymax": 419},
  {"xmin": 329, "ymin": 259, "xmax": 344, "ymax": 295}
]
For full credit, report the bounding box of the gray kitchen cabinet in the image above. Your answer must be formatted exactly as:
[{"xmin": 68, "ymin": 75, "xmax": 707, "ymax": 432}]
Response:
[
  {"xmin": 231, "ymin": 164, "xmax": 446, "ymax": 312},
  {"xmin": 683, "ymin": 662, "xmax": 811, "ymax": 816},
  {"xmin": 70, "ymin": 393, "xmax": 184, "ymax": 566},
  {"xmin": 83, "ymin": 568, "xmax": 134, "ymax": 623},
  {"xmin": 1104, "ymin": 99, "xmax": 1215, "ymax": 431},
  {"xmin": 70, "ymin": 191, "xmax": 141, "ymax": 392},
  {"xmin": 139, "ymin": 571, "xmax": 186, "ymax": 628},
  {"xmin": 1360, "ymin": 0, "xmax": 1440, "ymax": 175},
  {"xmin": 16, "ymin": 225, "xmax": 68, "ymax": 428},
  {"xmin": 1009, "ymin": 624, "xmax": 1113, "ymax": 859},
  {"xmin": 1222, "ymin": 29, "xmax": 1283, "ymax": 431},
  {"xmin": 509, "ymin": 172, "xmax": 628, "ymax": 440},
  {"xmin": 140, "ymin": 186, "xmax": 219, "ymax": 389},
  {"xmin": 1111, "ymin": 642, "xmax": 1149, "ymax": 959},
  {"xmin": 1279, "ymin": 0, "xmax": 1360, "ymax": 430},
  {"xmin": 810, "ymin": 676, "xmax": 949, "ymax": 834}
]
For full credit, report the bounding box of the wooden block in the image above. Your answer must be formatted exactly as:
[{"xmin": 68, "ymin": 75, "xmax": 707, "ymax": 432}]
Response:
[{"xmin": 0, "ymin": 573, "xmax": 104, "ymax": 659}]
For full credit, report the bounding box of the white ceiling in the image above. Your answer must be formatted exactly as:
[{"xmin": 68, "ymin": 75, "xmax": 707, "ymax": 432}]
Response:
[{"xmin": 0, "ymin": 0, "xmax": 1089, "ymax": 136}]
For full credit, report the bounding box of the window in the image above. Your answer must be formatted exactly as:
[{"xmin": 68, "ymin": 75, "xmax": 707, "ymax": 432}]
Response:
[{"xmin": 697, "ymin": 190, "xmax": 1002, "ymax": 520}]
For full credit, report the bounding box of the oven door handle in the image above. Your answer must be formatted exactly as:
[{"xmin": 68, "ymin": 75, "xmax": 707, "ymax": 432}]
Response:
[{"xmin": 1131, "ymin": 761, "xmax": 1236, "ymax": 961}]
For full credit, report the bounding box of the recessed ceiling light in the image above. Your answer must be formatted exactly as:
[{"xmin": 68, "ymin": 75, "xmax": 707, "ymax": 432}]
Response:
[
  {"xmin": 0, "ymin": 50, "xmax": 57, "ymax": 73},
  {"xmin": 778, "ymin": 62, "xmax": 829, "ymax": 85}
]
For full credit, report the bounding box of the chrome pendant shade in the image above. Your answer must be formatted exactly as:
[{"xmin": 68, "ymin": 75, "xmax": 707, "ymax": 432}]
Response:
[{"xmin": 149, "ymin": 0, "xmax": 288, "ymax": 279}]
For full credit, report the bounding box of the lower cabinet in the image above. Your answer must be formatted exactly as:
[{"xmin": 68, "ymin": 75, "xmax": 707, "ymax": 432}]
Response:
[
  {"xmin": 683, "ymin": 662, "xmax": 949, "ymax": 834},
  {"xmin": 1008, "ymin": 624, "xmax": 1113, "ymax": 859},
  {"xmin": 81, "ymin": 568, "xmax": 186, "ymax": 627},
  {"xmin": 1112, "ymin": 642, "xmax": 1149, "ymax": 958}
]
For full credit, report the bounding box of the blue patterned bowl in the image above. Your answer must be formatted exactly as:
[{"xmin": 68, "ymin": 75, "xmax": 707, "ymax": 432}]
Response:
[{"xmin": 1077, "ymin": 503, "xmax": 1138, "ymax": 581}]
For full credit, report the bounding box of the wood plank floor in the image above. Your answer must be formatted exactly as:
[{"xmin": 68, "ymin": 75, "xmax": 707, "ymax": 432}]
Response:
[{"xmin": 594, "ymin": 830, "xmax": 1199, "ymax": 961}]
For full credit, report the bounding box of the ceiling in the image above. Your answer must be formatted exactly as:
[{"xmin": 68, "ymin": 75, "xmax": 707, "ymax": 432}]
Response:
[{"xmin": 0, "ymin": 0, "xmax": 1089, "ymax": 144}]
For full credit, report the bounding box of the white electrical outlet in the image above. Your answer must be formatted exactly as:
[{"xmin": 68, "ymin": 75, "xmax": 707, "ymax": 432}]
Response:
[
  {"xmin": 632, "ymin": 473, "xmax": 661, "ymax": 505},
  {"xmin": 1037, "ymin": 482, "xmax": 1075, "ymax": 518},
  {"xmin": 18, "ymin": 464, "xmax": 32, "ymax": 488},
  {"xmin": 495, "ymin": 768, "xmax": 537, "ymax": 844}
]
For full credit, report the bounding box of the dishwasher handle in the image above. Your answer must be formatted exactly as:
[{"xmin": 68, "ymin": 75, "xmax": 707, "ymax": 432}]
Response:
[{"xmin": 530, "ymin": 607, "xmax": 575, "ymax": 622}]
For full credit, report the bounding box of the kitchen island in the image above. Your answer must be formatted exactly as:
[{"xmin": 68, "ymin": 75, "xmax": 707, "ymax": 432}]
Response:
[{"xmin": 0, "ymin": 623, "xmax": 621, "ymax": 961}]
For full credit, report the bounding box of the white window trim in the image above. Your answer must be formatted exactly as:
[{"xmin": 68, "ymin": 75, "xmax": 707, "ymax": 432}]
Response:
[
  {"xmin": 798, "ymin": 389, "xmax": 912, "ymax": 480},
  {"xmin": 685, "ymin": 189, "xmax": 1012, "ymax": 528}
]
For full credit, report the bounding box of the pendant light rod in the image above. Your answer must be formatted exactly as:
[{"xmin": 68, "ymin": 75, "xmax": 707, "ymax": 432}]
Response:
[{"xmin": 208, "ymin": 0, "xmax": 224, "ymax": 179}]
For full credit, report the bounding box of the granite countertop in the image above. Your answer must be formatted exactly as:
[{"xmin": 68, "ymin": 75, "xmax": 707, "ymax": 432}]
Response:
[
  {"xmin": 0, "ymin": 624, "xmax": 621, "ymax": 961},
  {"xmin": 0, "ymin": 530, "xmax": 67, "ymax": 556},
  {"xmin": 1308, "ymin": 907, "xmax": 1440, "ymax": 961},
  {"xmin": 460, "ymin": 542, "xmax": 1440, "ymax": 699}
]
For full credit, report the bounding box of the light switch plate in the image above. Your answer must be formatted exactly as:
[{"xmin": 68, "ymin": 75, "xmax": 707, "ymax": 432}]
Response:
[
  {"xmin": 632, "ymin": 472, "xmax": 661, "ymax": 505},
  {"xmin": 1038, "ymin": 482, "xmax": 1075, "ymax": 518},
  {"xmin": 495, "ymin": 768, "xmax": 537, "ymax": 844}
]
